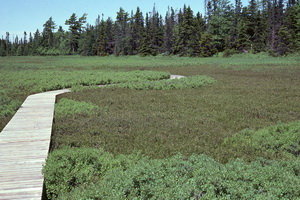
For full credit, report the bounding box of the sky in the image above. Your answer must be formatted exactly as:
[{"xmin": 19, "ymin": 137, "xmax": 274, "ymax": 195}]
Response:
[{"xmin": 0, "ymin": 0, "xmax": 247, "ymax": 40}]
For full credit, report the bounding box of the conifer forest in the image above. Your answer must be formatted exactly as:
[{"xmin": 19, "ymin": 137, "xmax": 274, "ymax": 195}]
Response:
[{"xmin": 1, "ymin": 0, "xmax": 300, "ymax": 57}]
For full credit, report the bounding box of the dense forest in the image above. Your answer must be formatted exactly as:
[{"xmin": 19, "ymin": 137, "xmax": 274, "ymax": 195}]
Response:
[{"xmin": 0, "ymin": 0, "xmax": 299, "ymax": 57}]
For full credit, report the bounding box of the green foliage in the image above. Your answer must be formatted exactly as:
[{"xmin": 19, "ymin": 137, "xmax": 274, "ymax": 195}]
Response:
[
  {"xmin": 42, "ymin": 147, "xmax": 114, "ymax": 199},
  {"xmin": 198, "ymin": 33, "xmax": 218, "ymax": 57},
  {"xmin": 3, "ymin": 3, "xmax": 300, "ymax": 57},
  {"xmin": 65, "ymin": 13, "xmax": 87, "ymax": 53},
  {"xmin": 1, "ymin": 56, "xmax": 177, "ymax": 131},
  {"xmin": 0, "ymin": 70, "xmax": 169, "ymax": 93},
  {"xmin": 114, "ymin": 75, "xmax": 216, "ymax": 90},
  {"xmin": 0, "ymin": 90, "xmax": 21, "ymax": 117},
  {"xmin": 44, "ymin": 147, "xmax": 300, "ymax": 199},
  {"xmin": 54, "ymin": 98, "xmax": 99, "ymax": 119},
  {"xmin": 222, "ymin": 121, "xmax": 300, "ymax": 161},
  {"xmin": 51, "ymin": 58, "xmax": 300, "ymax": 161}
]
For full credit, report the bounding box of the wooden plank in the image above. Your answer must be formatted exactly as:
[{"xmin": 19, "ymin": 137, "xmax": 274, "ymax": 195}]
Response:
[
  {"xmin": 0, "ymin": 89, "xmax": 70, "ymax": 200},
  {"xmin": 0, "ymin": 77, "xmax": 185, "ymax": 199}
]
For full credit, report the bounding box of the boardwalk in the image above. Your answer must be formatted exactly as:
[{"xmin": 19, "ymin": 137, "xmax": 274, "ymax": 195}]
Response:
[
  {"xmin": 0, "ymin": 75, "xmax": 184, "ymax": 200},
  {"xmin": 0, "ymin": 89, "xmax": 70, "ymax": 200}
]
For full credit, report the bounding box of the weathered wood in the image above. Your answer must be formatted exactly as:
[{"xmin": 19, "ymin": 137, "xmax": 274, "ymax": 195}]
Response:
[
  {"xmin": 0, "ymin": 75, "xmax": 185, "ymax": 199},
  {"xmin": 0, "ymin": 89, "xmax": 70, "ymax": 200}
]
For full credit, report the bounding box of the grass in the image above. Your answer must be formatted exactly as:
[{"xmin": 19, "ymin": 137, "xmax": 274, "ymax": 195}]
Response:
[
  {"xmin": 113, "ymin": 75, "xmax": 217, "ymax": 90},
  {"xmin": 1, "ymin": 54, "xmax": 300, "ymax": 199},
  {"xmin": 3, "ymin": 53, "xmax": 298, "ymax": 131},
  {"xmin": 0, "ymin": 56, "xmax": 173, "ymax": 130},
  {"xmin": 51, "ymin": 61, "xmax": 300, "ymax": 163},
  {"xmin": 54, "ymin": 98, "xmax": 100, "ymax": 119}
]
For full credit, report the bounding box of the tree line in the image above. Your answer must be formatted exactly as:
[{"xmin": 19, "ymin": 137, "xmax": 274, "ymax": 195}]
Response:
[{"xmin": 0, "ymin": 0, "xmax": 299, "ymax": 57}]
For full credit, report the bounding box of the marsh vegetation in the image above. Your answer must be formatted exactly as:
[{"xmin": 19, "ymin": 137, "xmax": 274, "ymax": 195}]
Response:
[{"xmin": 1, "ymin": 55, "xmax": 300, "ymax": 199}]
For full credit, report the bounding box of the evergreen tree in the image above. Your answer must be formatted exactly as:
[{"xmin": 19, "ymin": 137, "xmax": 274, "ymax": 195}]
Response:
[
  {"xmin": 207, "ymin": 0, "xmax": 234, "ymax": 52},
  {"xmin": 174, "ymin": 5, "xmax": 198, "ymax": 56},
  {"xmin": 2, "ymin": 3, "xmax": 299, "ymax": 57},
  {"xmin": 5, "ymin": 32, "xmax": 11, "ymax": 56},
  {"xmin": 23, "ymin": 32, "xmax": 29, "ymax": 56},
  {"xmin": 252, "ymin": 10, "xmax": 267, "ymax": 52},
  {"xmin": 148, "ymin": 8, "xmax": 164, "ymax": 55},
  {"xmin": 164, "ymin": 7, "xmax": 175, "ymax": 54},
  {"xmin": 114, "ymin": 8, "xmax": 130, "ymax": 55},
  {"xmin": 16, "ymin": 38, "xmax": 24, "ymax": 56},
  {"xmin": 0, "ymin": 39, "xmax": 6, "ymax": 56},
  {"xmin": 79, "ymin": 24, "xmax": 96, "ymax": 56},
  {"xmin": 129, "ymin": 7, "xmax": 144, "ymax": 54},
  {"xmin": 106, "ymin": 17, "xmax": 115, "ymax": 54},
  {"xmin": 282, "ymin": 3, "xmax": 300, "ymax": 52},
  {"xmin": 194, "ymin": 12, "xmax": 206, "ymax": 55},
  {"xmin": 42, "ymin": 17, "xmax": 56, "ymax": 48},
  {"xmin": 139, "ymin": 13, "xmax": 153, "ymax": 56},
  {"xmin": 199, "ymin": 33, "xmax": 217, "ymax": 57},
  {"xmin": 65, "ymin": 13, "xmax": 87, "ymax": 53},
  {"xmin": 97, "ymin": 16, "xmax": 108, "ymax": 56}
]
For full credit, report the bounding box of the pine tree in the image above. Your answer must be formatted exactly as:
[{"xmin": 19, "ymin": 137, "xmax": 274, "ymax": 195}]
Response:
[{"xmin": 65, "ymin": 13, "xmax": 87, "ymax": 53}]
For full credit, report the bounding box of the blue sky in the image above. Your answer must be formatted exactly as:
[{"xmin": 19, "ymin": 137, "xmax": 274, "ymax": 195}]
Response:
[{"xmin": 0, "ymin": 0, "xmax": 248, "ymax": 39}]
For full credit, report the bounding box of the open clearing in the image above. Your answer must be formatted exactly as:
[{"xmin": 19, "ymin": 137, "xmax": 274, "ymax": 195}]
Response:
[{"xmin": 1, "ymin": 55, "xmax": 300, "ymax": 199}]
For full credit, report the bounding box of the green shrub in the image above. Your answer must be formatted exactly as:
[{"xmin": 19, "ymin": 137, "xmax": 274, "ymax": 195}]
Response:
[
  {"xmin": 114, "ymin": 75, "xmax": 217, "ymax": 90},
  {"xmin": 222, "ymin": 121, "xmax": 300, "ymax": 161},
  {"xmin": 44, "ymin": 148, "xmax": 300, "ymax": 199},
  {"xmin": 0, "ymin": 90, "xmax": 21, "ymax": 117},
  {"xmin": 42, "ymin": 147, "xmax": 114, "ymax": 199},
  {"xmin": 54, "ymin": 98, "xmax": 100, "ymax": 119}
]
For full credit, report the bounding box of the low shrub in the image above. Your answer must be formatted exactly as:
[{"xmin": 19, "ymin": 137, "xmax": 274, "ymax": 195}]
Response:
[
  {"xmin": 114, "ymin": 75, "xmax": 217, "ymax": 90},
  {"xmin": 222, "ymin": 121, "xmax": 300, "ymax": 161},
  {"xmin": 0, "ymin": 90, "xmax": 21, "ymax": 117},
  {"xmin": 54, "ymin": 98, "xmax": 100, "ymax": 119},
  {"xmin": 44, "ymin": 147, "xmax": 300, "ymax": 199}
]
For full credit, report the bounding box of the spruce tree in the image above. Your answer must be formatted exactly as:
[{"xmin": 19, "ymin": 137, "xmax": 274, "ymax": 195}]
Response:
[
  {"xmin": 164, "ymin": 7, "xmax": 175, "ymax": 54},
  {"xmin": 139, "ymin": 13, "xmax": 153, "ymax": 56},
  {"xmin": 199, "ymin": 33, "xmax": 217, "ymax": 57},
  {"xmin": 97, "ymin": 17, "xmax": 108, "ymax": 56},
  {"xmin": 114, "ymin": 8, "xmax": 130, "ymax": 55},
  {"xmin": 207, "ymin": 0, "xmax": 234, "ymax": 52},
  {"xmin": 5, "ymin": 32, "xmax": 11, "ymax": 56},
  {"xmin": 106, "ymin": 17, "xmax": 115, "ymax": 54},
  {"xmin": 0, "ymin": 39, "xmax": 6, "ymax": 56},
  {"xmin": 174, "ymin": 5, "xmax": 197, "ymax": 56},
  {"xmin": 42, "ymin": 17, "xmax": 56, "ymax": 49},
  {"xmin": 130, "ymin": 7, "xmax": 144, "ymax": 54}
]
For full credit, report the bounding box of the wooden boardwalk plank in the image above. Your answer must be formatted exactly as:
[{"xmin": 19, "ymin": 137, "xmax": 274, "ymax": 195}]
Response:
[
  {"xmin": 0, "ymin": 76, "xmax": 184, "ymax": 199},
  {"xmin": 0, "ymin": 89, "xmax": 70, "ymax": 200}
]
